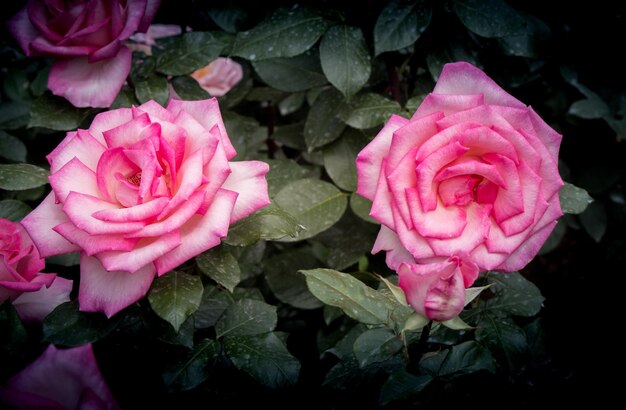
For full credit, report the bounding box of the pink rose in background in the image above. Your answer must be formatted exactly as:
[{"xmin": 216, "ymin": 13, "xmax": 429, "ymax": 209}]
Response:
[
  {"xmin": 356, "ymin": 62, "xmax": 563, "ymax": 318},
  {"xmin": 128, "ymin": 23, "xmax": 182, "ymax": 55},
  {"xmin": 0, "ymin": 344, "xmax": 119, "ymax": 410},
  {"xmin": 6, "ymin": 0, "xmax": 161, "ymax": 108},
  {"xmin": 0, "ymin": 218, "xmax": 71, "ymax": 322},
  {"xmin": 22, "ymin": 98, "xmax": 270, "ymax": 317},
  {"xmin": 398, "ymin": 256, "xmax": 478, "ymax": 321},
  {"xmin": 191, "ymin": 58, "xmax": 243, "ymax": 97}
]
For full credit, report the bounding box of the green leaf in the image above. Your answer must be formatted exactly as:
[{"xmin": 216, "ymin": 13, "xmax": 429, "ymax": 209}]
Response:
[
  {"xmin": 374, "ymin": 0, "xmax": 432, "ymax": 56},
  {"xmin": 379, "ymin": 370, "xmax": 432, "ymax": 405},
  {"xmin": 339, "ymin": 92, "xmax": 401, "ymax": 129},
  {"xmin": 441, "ymin": 316, "xmax": 473, "ymax": 330},
  {"xmin": 350, "ymin": 193, "xmax": 378, "ymax": 224},
  {"xmin": 559, "ymin": 182, "xmax": 593, "ymax": 214},
  {"xmin": 568, "ymin": 98, "xmax": 611, "ymax": 119},
  {"xmin": 3, "ymin": 70, "xmax": 30, "ymax": 101},
  {"xmin": 224, "ymin": 332, "xmax": 301, "ymax": 388},
  {"xmin": 539, "ymin": 218, "xmax": 566, "ymax": 255},
  {"xmin": 453, "ymin": 0, "xmax": 527, "ymax": 38},
  {"xmin": 320, "ymin": 25, "xmax": 371, "ymax": 99},
  {"xmin": 264, "ymin": 248, "xmax": 324, "ymax": 310},
  {"xmin": 29, "ymin": 94, "xmax": 91, "ymax": 131},
  {"xmin": 194, "ymin": 285, "xmax": 233, "ymax": 329},
  {"xmin": 352, "ymin": 328, "xmax": 402, "ymax": 368},
  {"xmin": 315, "ymin": 211, "xmax": 378, "ymax": 270},
  {"xmin": 155, "ymin": 32, "xmax": 224, "ymax": 75},
  {"xmin": 222, "ymin": 111, "xmax": 266, "ymax": 160},
  {"xmin": 405, "ymin": 94, "xmax": 426, "ymax": 114},
  {"xmin": 0, "ymin": 164, "xmax": 49, "ymax": 191},
  {"xmin": 580, "ymin": 200, "xmax": 607, "ymax": 243},
  {"xmin": 304, "ymin": 88, "xmax": 346, "ymax": 150},
  {"xmin": 231, "ymin": 7, "xmax": 329, "ymax": 61},
  {"xmin": 0, "ymin": 101, "xmax": 30, "ymax": 130},
  {"xmin": 403, "ymin": 312, "xmax": 429, "ymax": 332},
  {"xmin": 420, "ymin": 341, "xmax": 496, "ymax": 378},
  {"xmin": 224, "ymin": 202, "xmax": 303, "ymax": 245},
  {"xmin": 376, "ymin": 274, "xmax": 407, "ymax": 306},
  {"xmin": 272, "ymin": 123, "xmax": 306, "ymax": 150},
  {"xmin": 0, "ymin": 301, "xmax": 27, "ymax": 361},
  {"xmin": 43, "ymin": 301, "xmax": 119, "ymax": 346},
  {"xmin": 215, "ymin": 299, "xmax": 277, "ymax": 338},
  {"xmin": 475, "ymin": 315, "xmax": 527, "ymax": 369},
  {"xmin": 163, "ymin": 339, "xmax": 220, "ymax": 391},
  {"xmin": 252, "ymin": 50, "xmax": 327, "ymax": 92},
  {"xmin": 208, "ymin": 7, "xmax": 247, "ymax": 33},
  {"xmin": 265, "ymin": 159, "xmax": 311, "ymax": 197},
  {"xmin": 482, "ymin": 272, "xmax": 544, "ymax": 317},
  {"xmin": 134, "ymin": 73, "xmax": 170, "ymax": 107},
  {"xmin": 0, "ymin": 130, "xmax": 26, "ymax": 162},
  {"xmin": 278, "ymin": 92, "xmax": 306, "ymax": 116},
  {"xmin": 148, "ymin": 271, "xmax": 204, "ymax": 332},
  {"xmin": 301, "ymin": 268, "xmax": 397, "ymax": 325},
  {"xmin": 171, "ymin": 76, "xmax": 211, "ymax": 100},
  {"xmin": 0, "ymin": 199, "xmax": 31, "ymax": 221},
  {"xmin": 196, "ymin": 247, "xmax": 241, "ymax": 292},
  {"xmin": 465, "ymin": 285, "xmax": 491, "ymax": 306},
  {"xmin": 30, "ymin": 66, "xmax": 50, "ymax": 97},
  {"xmin": 46, "ymin": 252, "xmax": 80, "ymax": 267},
  {"xmin": 274, "ymin": 178, "xmax": 348, "ymax": 241},
  {"xmin": 323, "ymin": 128, "xmax": 367, "ymax": 191}
]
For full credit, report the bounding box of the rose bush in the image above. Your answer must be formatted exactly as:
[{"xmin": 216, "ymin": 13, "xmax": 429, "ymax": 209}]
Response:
[
  {"xmin": 6, "ymin": 0, "xmax": 161, "ymax": 107},
  {"xmin": 0, "ymin": 344, "xmax": 119, "ymax": 410},
  {"xmin": 191, "ymin": 57, "xmax": 244, "ymax": 97},
  {"xmin": 356, "ymin": 62, "xmax": 563, "ymax": 315},
  {"xmin": 21, "ymin": 98, "xmax": 270, "ymax": 317},
  {"xmin": 0, "ymin": 217, "xmax": 71, "ymax": 321}
]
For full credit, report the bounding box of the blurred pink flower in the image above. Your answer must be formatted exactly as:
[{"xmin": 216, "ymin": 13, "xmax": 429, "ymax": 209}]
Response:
[
  {"xmin": 6, "ymin": 0, "xmax": 161, "ymax": 108},
  {"xmin": 22, "ymin": 98, "xmax": 270, "ymax": 317},
  {"xmin": 0, "ymin": 218, "xmax": 71, "ymax": 322},
  {"xmin": 128, "ymin": 24, "xmax": 182, "ymax": 55},
  {"xmin": 0, "ymin": 344, "xmax": 119, "ymax": 410},
  {"xmin": 191, "ymin": 58, "xmax": 243, "ymax": 97}
]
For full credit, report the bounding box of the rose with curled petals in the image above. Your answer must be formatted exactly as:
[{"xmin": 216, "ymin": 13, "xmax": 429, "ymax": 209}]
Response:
[
  {"xmin": 22, "ymin": 98, "xmax": 270, "ymax": 317},
  {"xmin": 0, "ymin": 344, "xmax": 119, "ymax": 410},
  {"xmin": 356, "ymin": 62, "xmax": 563, "ymax": 319},
  {"xmin": 0, "ymin": 217, "xmax": 72, "ymax": 322},
  {"xmin": 6, "ymin": 0, "xmax": 161, "ymax": 108}
]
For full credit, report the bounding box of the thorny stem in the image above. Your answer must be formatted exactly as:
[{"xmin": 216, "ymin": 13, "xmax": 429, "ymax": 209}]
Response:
[{"xmin": 386, "ymin": 60, "xmax": 402, "ymax": 104}]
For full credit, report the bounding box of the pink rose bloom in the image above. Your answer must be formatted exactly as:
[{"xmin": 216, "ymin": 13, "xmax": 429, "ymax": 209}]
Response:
[
  {"xmin": 0, "ymin": 217, "xmax": 72, "ymax": 322},
  {"xmin": 191, "ymin": 58, "xmax": 243, "ymax": 97},
  {"xmin": 128, "ymin": 23, "xmax": 182, "ymax": 55},
  {"xmin": 356, "ymin": 62, "xmax": 562, "ymax": 297},
  {"xmin": 22, "ymin": 98, "xmax": 270, "ymax": 317},
  {"xmin": 398, "ymin": 256, "xmax": 478, "ymax": 321},
  {"xmin": 0, "ymin": 344, "xmax": 119, "ymax": 410},
  {"xmin": 6, "ymin": 0, "xmax": 161, "ymax": 108}
]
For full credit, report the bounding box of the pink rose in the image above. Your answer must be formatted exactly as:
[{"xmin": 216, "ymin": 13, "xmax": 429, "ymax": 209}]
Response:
[
  {"xmin": 0, "ymin": 344, "xmax": 119, "ymax": 410},
  {"xmin": 0, "ymin": 217, "xmax": 71, "ymax": 322},
  {"xmin": 398, "ymin": 256, "xmax": 478, "ymax": 321},
  {"xmin": 6, "ymin": 0, "xmax": 161, "ymax": 108},
  {"xmin": 357, "ymin": 62, "xmax": 563, "ymax": 275},
  {"xmin": 191, "ymin": 58, "xmax": 243, "ymax": 97},
  {"xmin": 22, "ymin": 98, "xmax": 270, "ymax": 317}
]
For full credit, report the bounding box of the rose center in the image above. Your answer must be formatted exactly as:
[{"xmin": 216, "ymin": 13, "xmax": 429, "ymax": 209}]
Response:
[{"xmin": 126, "ymin": 172, "xmax": 142, "ymax": 186}]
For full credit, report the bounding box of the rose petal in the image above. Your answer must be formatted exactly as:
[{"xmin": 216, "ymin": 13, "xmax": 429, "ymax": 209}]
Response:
[
  {"xmin": 412, "ymin": 93, "xmax": 484, "ymax": 119},
  {"xmin": 48, "ymin": 46, "xmax": 132, "ymax": 108},
  {"xmin": 222, "ymin": 161, "xmax": 271, "ymax": 223},
  {"xmin": 386, "ymin": 111, "xmax": 443, "ymax": 171},
  {"xmin": 12, "ymin": 276, "xmax": 72, "ymax": 322},
  {"xmin": 371, "ymin": 226, "xmax": 415, "ymax": 270},
  {"xmin": 434, "ymin": 62, "xmax": 526, "ymax": 109},
  {"xmin": 529, "ymin": 107, "xmax": 563, "ymax": 159},
  {"xmin": 88, "ymin": 108, "xmax": 134, "ymax": 145},
  {"xmin": 0, "ymin": 344, "xmax": 120, "ymax": 409},
  {"xmin": 49, "ymin": 157, "xmax": 101, "ymax": 202},
  {"xmin": 21, "ymin": 193, "xmax": 81, "ymax": 258},
  {"xmin": 356, "ymin": 115, "xmax": 409, "ymax": 200},
  {"xmin": 102, "ymin": 112, "xmax": 152, "ymax": 148},
  {"xmin": 47, "ymin": 129, "xmax": 106, "ymax": 174},
  {"xmin": 390, "ymin": 201, "xmax": 436, "ymax": 260},
  {"xmin": 78, "ymin": 254, "xmax": 155, "ymax": 317},
  {"xmin": 370, "ymin": 160, "xmax": 395, "ymax": 229},
  {"xmin": 428, "ymin": 203, "xmax": 491, "ymax": 256},
  {"xmin": 154, "ymin": 188, "xmax": 237, "ymax": 275},
  {"xmin": 53, "ymin": 222, "xmax": 139, "ymax": 256},
  {"xmin": 407, "ymin": 188, "xmax": 467, "ymax": 239},
  {"xmin": 5, "ymin": 7, "xmax": 39, "ymax": 55},
  {"xmin": 63, "ymin": 192, "xmax": 146, "ymax": 235},
  {"xmin": 97, "ymin": 231, "xmax": 181, "ymax": 273},
  {"xmin": 92, "ymin": 197, "xmax": 169, "ymax": 222}
]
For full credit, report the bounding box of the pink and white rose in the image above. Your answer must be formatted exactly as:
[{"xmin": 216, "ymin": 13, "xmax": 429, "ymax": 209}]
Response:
[
  {"xmin": 0, "ymin": 344, "xmax": 119, "ymax": 410},
  {"xmin": 0, "ymin": 217, "xmax": 71, "ymax": 322},
  {"xmin": 6, "ymin": 0, "xmax": 161, "ymax": 108},
  {"xmin": 191, "ymin": 58, "xmax": 243, "ymax": 97},
  {"xmin": 356, "ymin": 62, "xmax": 563, "ymax": 318},
  {"xmin": 22, "ymin": 98, "xmax": 270, "ymax": 317}
]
